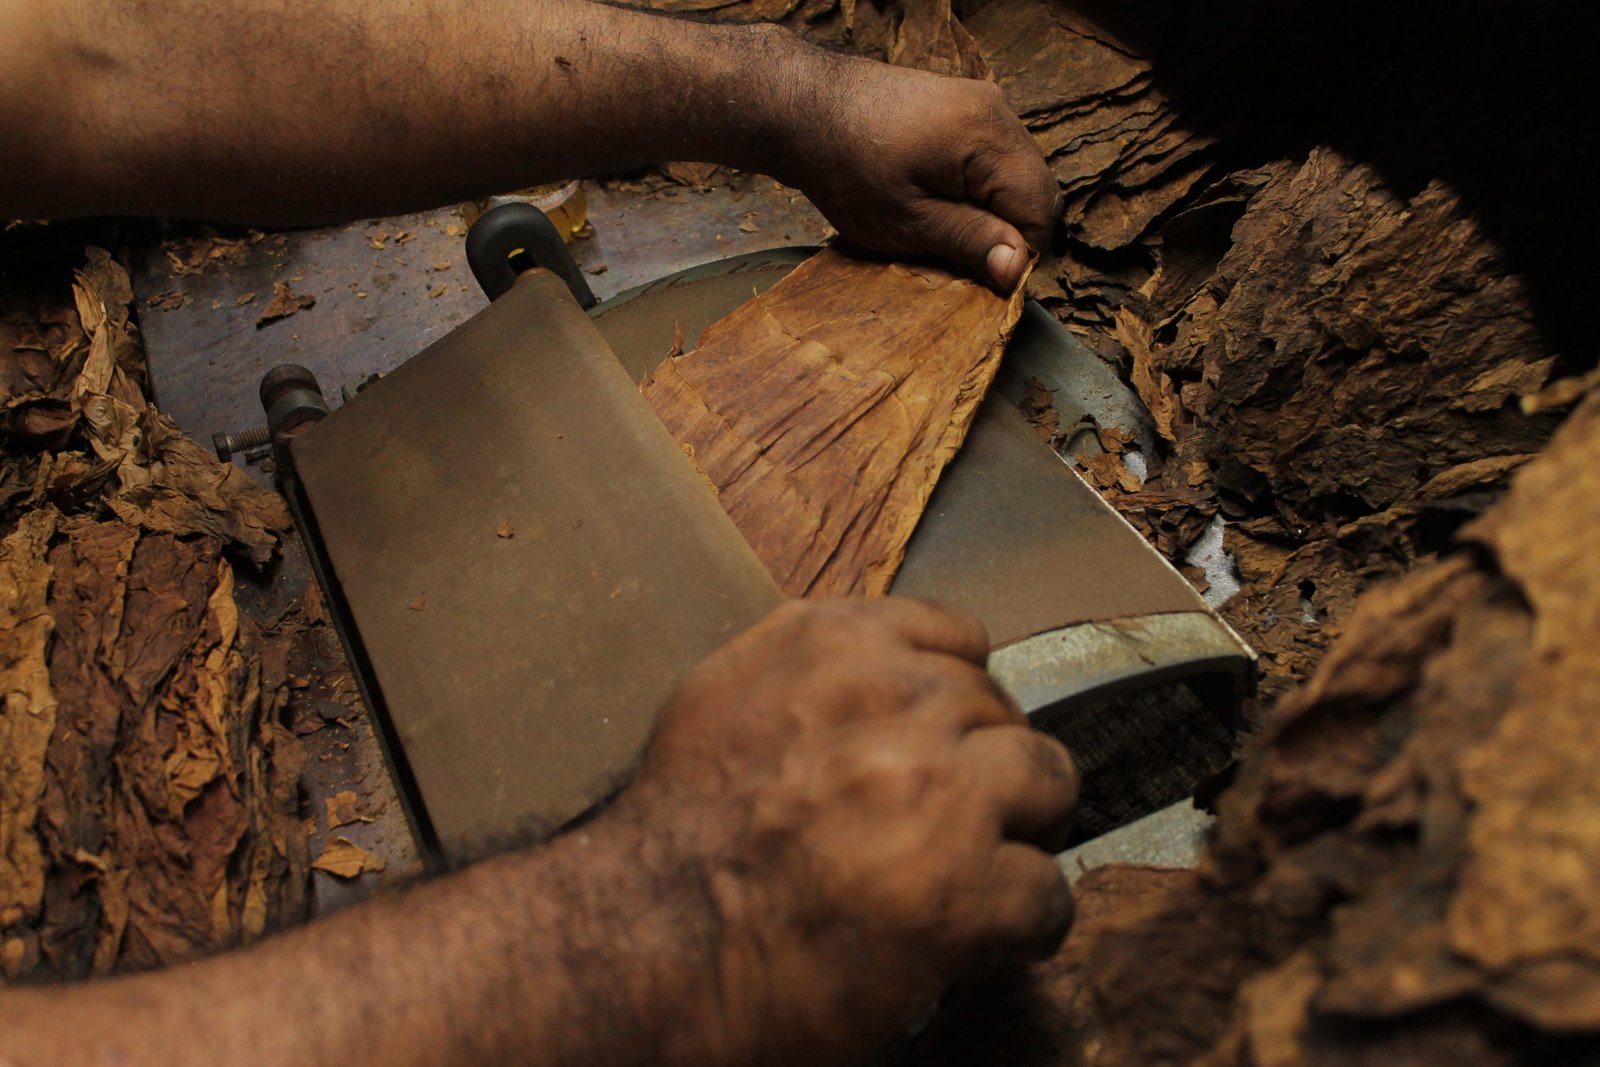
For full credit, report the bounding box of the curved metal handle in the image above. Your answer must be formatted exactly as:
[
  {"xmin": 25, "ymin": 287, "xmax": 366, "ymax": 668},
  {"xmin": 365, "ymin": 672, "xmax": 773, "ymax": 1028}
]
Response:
[{"xmin": 465, "ymin": 202, "xmax": 596, "ymax": 309}]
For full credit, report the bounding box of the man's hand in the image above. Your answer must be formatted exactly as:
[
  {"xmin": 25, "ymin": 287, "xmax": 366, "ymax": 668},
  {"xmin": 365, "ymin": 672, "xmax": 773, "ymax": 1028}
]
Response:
[
  {"xmin": 775, "ymin": 59, "xmax": 1062, "ymax": 291},
  {"xmin": 620, "ymin": 598, "xmax": 1079, "ymax": 1065}
]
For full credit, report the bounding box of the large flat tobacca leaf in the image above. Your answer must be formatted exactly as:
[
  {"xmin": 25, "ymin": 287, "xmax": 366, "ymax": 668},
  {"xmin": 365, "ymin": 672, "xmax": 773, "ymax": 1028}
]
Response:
[{"xmin": 641, "ymin": 244, "xmax": 1029, "ymax": 598}]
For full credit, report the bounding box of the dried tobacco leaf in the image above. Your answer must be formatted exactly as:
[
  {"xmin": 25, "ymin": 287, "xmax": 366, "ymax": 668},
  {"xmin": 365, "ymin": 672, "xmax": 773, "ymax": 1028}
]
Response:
[
  {"xmin": 324, "ymin": 791, "xmax": 366, "ymax": 830},
  {"xmin": 1, "ymin": 517, "xmax": 307, "ymax": 981},
  {"xmin": 1, "ymin": 247, "xmax": 304, "ymax": 983},
  {"xmin": 641, "ymin": 244, "xmax": 1029, "ymax": 598},
  {"xmin": 312, "ymin": 838, "xmax": 387, "ymax": 880},
  {"xmin": 255, "ymin": 281, "xmax": 316, "ymax": 328},
  {"xmin": 61, "ymin": 250, "xmax": 292, "ymax": 565},
  {"xmin": 0, "ymin": 510, "xmax": 60, "ymax": 978},
  {"xmin": 886, "ymin": 0, "xmax": 988, "ymax": 77}
]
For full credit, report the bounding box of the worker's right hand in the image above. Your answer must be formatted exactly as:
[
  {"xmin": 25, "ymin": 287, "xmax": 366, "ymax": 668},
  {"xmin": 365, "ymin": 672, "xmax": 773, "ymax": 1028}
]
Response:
[{"xmin": 616, "ymin": 598, "xmax": 1079, "ymax": 1067}]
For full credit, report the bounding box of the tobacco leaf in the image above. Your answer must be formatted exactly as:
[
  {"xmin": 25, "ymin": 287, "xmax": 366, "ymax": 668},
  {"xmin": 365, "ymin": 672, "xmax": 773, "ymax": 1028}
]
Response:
[
  {"xmin": 0, "ymin": 246, "xmax": 305, "ymax": 983},
  {"xmin": 162, "ymin": 231, "xmax": 264, "ymax": 277},
  {"xmin": 0, "ymin": 510, "xmax": 60, "ymax": 975},
  {"xmin": 325, "ymin": 791, "xmax": 365, "ymax": 830},
  {"xmin": 641, "ymin": 244, "xmax": 1029, "ymax": 598},
  {"xmin": 101, "ymin": 411, "xmax": 290, "ymax": 567},
  {"xmin": 60, "ymin": 250, "xmax": 291, "ymax": 565},
  {"xmin": 1146, "ymin": 149, "xmax": 1558, "ymax": 526},
  {"xmin": 255, "ymin": 281, "xmax": 316, "ymax": 328},
  {"xmin": 312, "ymin": 837, "xmax": 387, "ymax": 880},
  {"xmin": 887, "ymin": 0, "xmax": 988, "ymax": 77},
  {"xmin": 2, "ymin": 513, "xmax": 307, "ymax": 980},
  {"xmin": 1446, "ymin": 392, "xmax": 1600, "ymax": 1030},
  {"xmin": 965, "ymin": 0, "xmax": 1219, "ymax": 267}
]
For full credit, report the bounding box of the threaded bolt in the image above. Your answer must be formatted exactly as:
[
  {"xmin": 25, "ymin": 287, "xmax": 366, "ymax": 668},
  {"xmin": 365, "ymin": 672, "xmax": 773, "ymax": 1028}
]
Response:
[{"xmin": 213, "ymin": 426, "xmax": 272, "ymax": 461}]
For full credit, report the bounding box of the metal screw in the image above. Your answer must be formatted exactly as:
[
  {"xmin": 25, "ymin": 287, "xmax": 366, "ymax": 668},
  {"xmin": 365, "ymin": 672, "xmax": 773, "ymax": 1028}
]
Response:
[{"xmin": 213, "ymin": 426, "xmax": 272, "ymax": 461}]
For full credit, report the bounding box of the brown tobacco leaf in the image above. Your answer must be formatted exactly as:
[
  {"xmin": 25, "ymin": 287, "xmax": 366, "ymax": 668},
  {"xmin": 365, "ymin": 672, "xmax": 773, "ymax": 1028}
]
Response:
[
  {"xmin": 965, "ymin": 0, "xmax": 1214, "ymax": 261},
  {"xmin": 1089, "ymin": 147, "xmax": 1568, "ymax": 700},
  {"xmin": 1017, "ymin": 376, "xmax": 1060, "ymax": 444},
  {"xmin": 662, "ymin": 161, "xmax": 727, "ymax": 189},
  {"xmin": 641, "ymin": 244, "xmax": 1030, "ymax": 598},
  {"xmin": 65, "ymin": 251, "xmax": 291, "ymax": 565},
  {"xmin": 1, "ymin": 247, "xmax": 305, "ymax": 983},
  {"xmin": 255, "ymin": 281, "xmax": 316, "ymax": 328},
  {"xmin": 1144, "ymin": 149, "xmax": 1559, "ymax": 525},
  {"xmin": 144, "ymin": 289, "xmax": 189, "ymax": 312},
  {"xmin": 1109, "ymin": 490, "xmax": 1216, "ymax": 562},
  {"xmin": 1112, "ymin": 308, "xmax": 1181, "ymax": 447},
  {"xmin": 324, "ymin": 791, "xmax": 367, "ymax": 830},
  {"xmin": 1074, "ymin": 449, "xmax": 1141, "ymax": 494},
  {"xmin": 312, "ymin": 837, "xmax": 387, "ymax": 880},
  {"xmin": 163, "ymin": 231, "xmax": 262, "ymax": 276},
  {"xmin": 887, "ymin": 0, "xmax": 989, "ymax": 78},
  {"xmin": 0, "ymin": 511, "xmax": 59, "ymax": 961},
  {"xmin": 3, "ymin": 518, "xmax": 307, "ymax": 979},
  {"xmin": 1446, "ymin": 392, "xmax": 1600, "ymax": 1029}
]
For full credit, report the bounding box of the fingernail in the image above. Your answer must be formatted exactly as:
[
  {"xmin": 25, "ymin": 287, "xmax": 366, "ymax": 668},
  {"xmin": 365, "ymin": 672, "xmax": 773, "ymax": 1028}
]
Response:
[{"xmin": 987, "ymin": 243, "xmax": 1022, "ymax": 287}]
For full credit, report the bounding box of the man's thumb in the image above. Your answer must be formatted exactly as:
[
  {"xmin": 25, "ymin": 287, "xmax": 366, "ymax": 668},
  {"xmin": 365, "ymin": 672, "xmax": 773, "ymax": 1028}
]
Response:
[{"xmin": 926, "ymin": 203, "xmax": 1029, "ymax": 291}]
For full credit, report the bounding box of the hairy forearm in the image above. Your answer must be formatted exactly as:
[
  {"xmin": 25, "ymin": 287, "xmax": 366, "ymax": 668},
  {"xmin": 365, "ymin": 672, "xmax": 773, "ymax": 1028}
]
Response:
[
  {"xmin": 0, "ymin": 0, "xmax": 828, "ymax": 222},
  {"xmin": 0, "ymin": 802, "xmax": 728, "ymax": 1067}
]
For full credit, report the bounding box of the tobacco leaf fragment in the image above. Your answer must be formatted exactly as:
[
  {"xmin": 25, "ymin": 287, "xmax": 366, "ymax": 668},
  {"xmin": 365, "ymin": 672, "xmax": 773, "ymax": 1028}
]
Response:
[
  {"xmin": 255, "ymin": 281, "xmax": 316, "ymax": 328},
  {"xmin": 324, "ymin": 791, "xmax": 366, "ymax": 830},
  {"xmin": 312, "ymin": 837, "xmax": 387, "ymax": 879},
  {"xmin": 0, "ymin": 510, "xmax": 59, "ymax": 960}
]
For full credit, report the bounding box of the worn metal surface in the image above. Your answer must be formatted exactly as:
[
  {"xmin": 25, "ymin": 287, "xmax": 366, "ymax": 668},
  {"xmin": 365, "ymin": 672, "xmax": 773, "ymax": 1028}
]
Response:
[
  {"xmin": 290, "ymin": 270, "xmax": 784, "ymax": 866},
  {"xmin": 992, "ymin": 302, "xmax": 1159, "ymax": 461},
  {"xmin": 134, "ymin": 213, "xmax": 491, "ymax": 449},
  {"xmin": 989, "ymin": 612, "xmax": 1251, "ymax": 717},
  {"xmin": 1059, "ymin": 801, "xmax": 1215, "ymax": 885},
  {"xmin": 132, "ymin": 181, "xmax": 830, "ymax": 452},
  {"xmin": 581, "ymin": 179, "xmax": 829, "ymax": 299}
]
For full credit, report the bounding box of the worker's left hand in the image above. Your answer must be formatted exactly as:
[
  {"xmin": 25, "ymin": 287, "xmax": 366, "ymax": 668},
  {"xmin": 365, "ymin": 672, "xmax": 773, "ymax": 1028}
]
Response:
[{"xmin": 776, "ymin": 55, "xmax": 1060, "ymax": 292}]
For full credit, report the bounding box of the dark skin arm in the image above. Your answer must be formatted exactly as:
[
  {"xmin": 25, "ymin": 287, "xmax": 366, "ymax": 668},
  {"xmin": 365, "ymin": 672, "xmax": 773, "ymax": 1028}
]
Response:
[
  {"xmin": 0, "ymin": 600, "xmax": 1077, "ymax": 1066},
  {"xmin": 0, "ymin": 0, "xmax": 1060, "ymax": 287}
]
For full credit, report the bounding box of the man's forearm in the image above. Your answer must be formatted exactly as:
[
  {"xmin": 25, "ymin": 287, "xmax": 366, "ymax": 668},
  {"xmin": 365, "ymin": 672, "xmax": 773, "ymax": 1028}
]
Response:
[
  {"xmin": 0, "ymin": 0, "xmax": 825, "ymax": 223},
  {"xmin": 0, "ymin": 803, "xmax": 728, "ymax": 1067},
  {"xmin": 1, "ymin": 0, "xmax": 1063, "ymax": 285}
]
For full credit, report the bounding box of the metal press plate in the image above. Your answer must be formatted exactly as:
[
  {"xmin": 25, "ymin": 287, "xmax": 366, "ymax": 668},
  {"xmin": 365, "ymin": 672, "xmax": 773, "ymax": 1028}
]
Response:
[{"xmin": 291, "ymin": 271, "xmax": 783, "ymax": 864}]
